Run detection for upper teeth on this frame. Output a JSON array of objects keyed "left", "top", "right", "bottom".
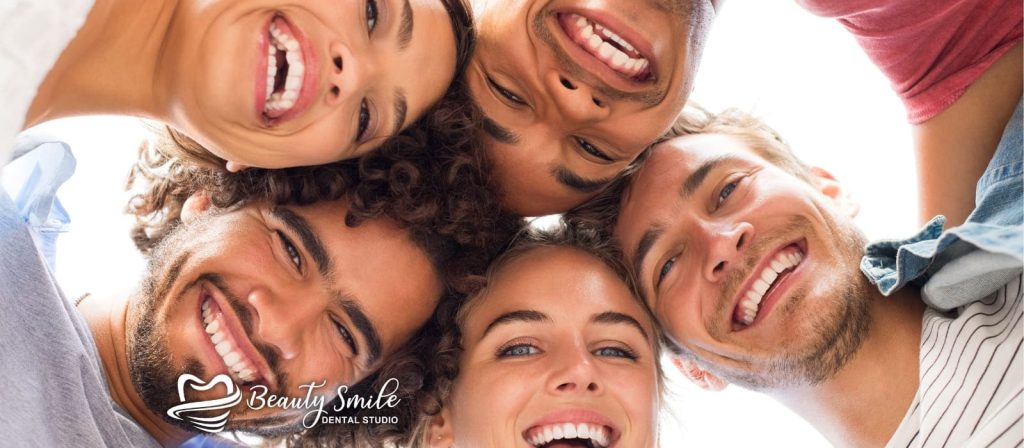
[
  {"left": 738, "top": 248, "right": 804, "bottom": 325},
  {"left": 569, "top": 13, "right": 649, "bottom": 78},
  {"left": 265, "top": 20, "right": 305, "bottom": 113},
  {"left": 527, "top": 422, "right": 610, "bottom": 447},
  {"left": 202, "top": 298, "right": 258, "bottom": 383}
]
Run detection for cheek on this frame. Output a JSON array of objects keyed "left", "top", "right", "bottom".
[{"left": 449, "top": 366, "right": 534, "bottom": 442}]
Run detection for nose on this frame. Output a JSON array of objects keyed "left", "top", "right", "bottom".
[
  {"left": 546, "top": 345, "right": 603, "bottom": 395},
  {"left": 325, "top": 42, "right": 378, "bottom": 106},
  {"left": 545, "top": 71, "right": 610, "bottom": 125},
  {"left": 246, "top": 285, "right": 322, "bottom": 360},
  {"left": 703, "top": 221, "right": 755, "bottom": 282}
]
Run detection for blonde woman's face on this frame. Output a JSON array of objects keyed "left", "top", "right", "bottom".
[{"left": 445, "top": 246, "right": 659, "bottom": 447}]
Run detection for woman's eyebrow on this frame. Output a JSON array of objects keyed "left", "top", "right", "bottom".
[
  {"left": 482, "top": 309, "right": 550, "bottom": 338},
  {"left": 592, "top": 311, "right": 650, "bottom": 341}
]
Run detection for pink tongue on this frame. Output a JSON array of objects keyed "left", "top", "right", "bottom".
[{"left": 545, "top": 441, "right": 590, "bottom": 448}]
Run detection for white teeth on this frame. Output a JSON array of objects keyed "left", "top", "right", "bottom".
[
  {"left": 215, "top": 340, "right": 232, "bottom": 356},
  {"left": 736, "top": 248, "right": 805, "bottom": 325},
  {"left": 210, "top": 331, "right": 225, "bottom": 345},
  {"left": 581, "top": 24, "right": 594, "bottom": 39},
  {"left": 264, "top": 20, "right": 304, "bottom": 114},
  {"left": 568, "top": 13, "right": 649, "bottom": 79},
  {"left": 563, "top": 423, "right": 577, "bottom": 439},
  {"left": 223, "top": 351, "right": 241, "bottom": 366},
  {"left": 206, "top": 319, "right": 220, "bottom": 335},
  {"left": 527, "top": 422, "right": 610, "bottom": 447}
]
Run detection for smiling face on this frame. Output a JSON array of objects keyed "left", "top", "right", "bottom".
[
  {"left": 614, "top": 134, "right": 873, "bottom": 390},
  {"left": 160, "top": 0, "right": 459, "bottom": 168},
  {"left": 126, "top": 197, "right": 442, "bottom": 432},
  {"left": 470, "top": 0, "right": 709, "bottom": 215},
  {"left": 443, "top": 246, "right": 659, "bottom": 447}
]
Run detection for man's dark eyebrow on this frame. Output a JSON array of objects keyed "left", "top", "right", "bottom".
[
  {"left": 339, "top": 295, "right": 384, "bottom": 367},
  {"left": 398, "top": 0, "right": 414, "bottom": 50},
  {"left": 482, "top": 310, "right": 550, "bottom": 338},
  {"left": 682, "top": 155, "right": 736, "bottom": 199},
  {"left": 592, "top": 311, "right": 650, "bottom": 341},
  {"left": 391, "top": 89, "right": 407, "bottom": 136},
  {"left": 631, "top": 226, "right": 663, "bottom": 291},
  {"left": 553, "top": 167, "right": 616, "bottom": 194},
  {"left": 270, "top": 206, "right": 332, "bottom": 278},
  {"left": 482, "top": 115, "right": 520, "bottom": 145}
]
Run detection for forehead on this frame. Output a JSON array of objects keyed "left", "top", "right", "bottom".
[
  {"left": 616, "top": 134, "right": 758, "bottom": 239},
  {"left": 470, "top": 247, "right": 642, "bottom": 322},
  {"left": 402, "top": 0, "right": 458, "bottom": 118}
]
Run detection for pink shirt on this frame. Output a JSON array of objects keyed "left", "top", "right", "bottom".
[{"left": 797, "top": 0, "right": 1022, "bottom": 124}]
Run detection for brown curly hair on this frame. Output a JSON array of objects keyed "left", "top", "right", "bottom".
[
  {"left": 159, "top": 0, "right": 476, "bottom": 172},
  {"left": 127, "top": 81, "right": 523, "bottom": 447},
  {"left": 405, "top": 223, "right": 665, "bottom": 447}
]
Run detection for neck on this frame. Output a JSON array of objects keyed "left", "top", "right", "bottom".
[
  {"left": 771, "top": 288, "right": 926, "bottom": 447},
  {"left": 25, "top": 0, "right": 179, "bottom": 128},
  {"left": 78, "top": 292, "right": 192, "bottom": 446}
]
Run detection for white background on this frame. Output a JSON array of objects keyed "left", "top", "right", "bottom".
[{"left": 33, "top": 1, "right": 920, "bottom": 446}]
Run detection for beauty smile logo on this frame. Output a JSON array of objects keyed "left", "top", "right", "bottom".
[{"left": 166, "top": 374, "right": 243, "bottom": 433}]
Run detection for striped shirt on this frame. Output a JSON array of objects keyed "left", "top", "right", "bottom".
[{"left": 888, "top": 274, "right": 1023, "bottom": 447}]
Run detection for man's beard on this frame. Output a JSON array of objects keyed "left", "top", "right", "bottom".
[
  {"left": 697, "top": 214, "right": 875, "bottom": 390},
  {"left": 123, "top": 213, "right": 303, "bottom": 437}
]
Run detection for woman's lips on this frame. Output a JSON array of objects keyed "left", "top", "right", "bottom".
[{"left": 256, "top": 14, "right": 319, "bottom": 126}]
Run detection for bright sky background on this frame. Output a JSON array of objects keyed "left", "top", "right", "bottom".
[{"left": 29, "top": 1, "right": 921, "bottom": 446}]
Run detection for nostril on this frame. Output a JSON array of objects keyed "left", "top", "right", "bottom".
[
  {"left": 736, "top": 233, "right": 747, "bottom": 250},
  {"left": 560, "top": 77, "right": 576, "bottom": 90},
  {"left": 592, "top": 97, "right": 603, "bottom": 107},
  {"left": 330, "top": 86, "right": 340, "bottom": 97},
  {"left": 333, "top": 56, "right": 343, "bottom": 70},
  {"left": 713, "top": 261, "right": 726, "bottom": 274}
]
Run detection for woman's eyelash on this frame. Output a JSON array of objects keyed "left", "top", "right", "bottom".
[
  {"left": 496, "top": 342, "right": 540, "bottom": 358},
  {"left": 366, "top": 0, "right": 379, "bottom": 33},
  {"left": 356, "top": 100, "right": 371, "bottom": 142},
  {"left": 277, "top": 231, "right": 302, "bottom": 270},
  {"left": 594, "top": 346, "right": 639, "bottom": 361}
]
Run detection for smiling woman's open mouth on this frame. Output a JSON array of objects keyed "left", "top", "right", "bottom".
[{"left": 263, "top": 16, "right": 306, "bottom": 118}]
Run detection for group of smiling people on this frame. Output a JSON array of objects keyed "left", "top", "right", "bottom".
[{"left": 2, "top": 0, "right": 1022, "bottom": 447}]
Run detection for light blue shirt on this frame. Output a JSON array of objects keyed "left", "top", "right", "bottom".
[{"left": 861, "top": 98, "right": 1023, "bottom": 309}]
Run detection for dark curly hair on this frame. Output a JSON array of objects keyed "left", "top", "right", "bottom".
[
  {"left": 127, "top": 81, "right": 523, "bottom": 447},
  {"left": 405, "top": 223, "right": 664, "bottom": 447}
]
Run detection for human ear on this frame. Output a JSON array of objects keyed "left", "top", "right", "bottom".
[
  {"left": 180, "top": 190, "right": 212, "bottom": 223},
  {"left": 225, "top": 161, "right": 248, "bottom": 173},
  {"left": 671, "top": 357, "right": 728, "bottom": 391},
  {"left": 426, "top": 407, "right": 455, "bottom": 448},
  {"left": 810, "top": 166, "right": 860, "bottom": 218}
]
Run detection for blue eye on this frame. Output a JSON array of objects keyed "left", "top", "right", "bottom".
[
  {"left": 277, "top": 231, "right": 302, "bottom": 271},
  {"left": 498, "top": 344, "right": 540, "bottom": 358},
  {"left": 594, "top": 346, "right": 639, "bottom": 360},
  {"left": 718, "top": 180, "right": 739, "bottom": 206},
  {"left": 657, "top": 256, "right": 676, "bottom": 287}
]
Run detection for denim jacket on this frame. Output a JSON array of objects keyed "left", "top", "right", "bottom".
[{"left": 861, "top": 99, "right": 1023, "bottom": 310}]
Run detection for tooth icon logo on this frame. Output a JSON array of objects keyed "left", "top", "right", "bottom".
[{"left": 167, "top": 374, "right": 243, "bottom": 433}]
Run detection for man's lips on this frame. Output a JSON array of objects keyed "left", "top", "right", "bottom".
[
  {"left": 255, "top": 14, "right": 319, "bottom": 126},
  {"left": 196, "top": 283, "right": 276, "bottom": 391},
  {"left": 553, "top": 9, "right": 656, "bottom": 90},
  {"left": 730, "top": 239, "right": 807, "bottom": 330},
  {"left": 523, "top": 409, "right": 618, "bottom": 447}
]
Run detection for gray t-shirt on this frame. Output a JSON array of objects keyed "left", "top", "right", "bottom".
[{"left": 0, "top": 188, "right": 158, "bottom": 446}]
